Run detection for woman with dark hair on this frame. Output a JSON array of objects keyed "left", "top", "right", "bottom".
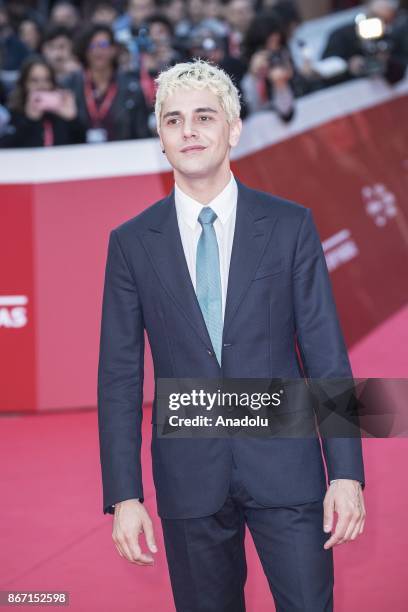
[
  {"left": 18, "top": 17, "right": 43, "bottom": 53},
  {"left": 64, "top": 23, "right": 150, "bottom": 142},
  {"left": 241, "top": 10, "right": 321, "bottom": 121},
  {"left": 0, "top": 55, "right": 85, "bottom": 147},
  {"left": 241, "top": 12, "right": 295, "bottom": 121}
]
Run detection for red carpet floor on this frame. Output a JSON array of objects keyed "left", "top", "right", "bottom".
[{"left": 1, "top": 305, "right": 408, "bottom": 611}]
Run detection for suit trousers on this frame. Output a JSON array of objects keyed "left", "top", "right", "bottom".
[{"left": 161, "top": 457, "right": 334, "bottom": 612}]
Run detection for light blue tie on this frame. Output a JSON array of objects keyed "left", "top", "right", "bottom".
[{"left": 196, "top": 207, "right": 223, "bottom": 365}]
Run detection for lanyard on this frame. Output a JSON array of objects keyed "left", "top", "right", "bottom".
[
  {"left": 139, "top": 55, "right": 156, "bottom": 106},
  {"left": 84, "top": 70, "right": 118, "bottom": 126},
  {"left": 43, "top": 119, "right": 54, "bottom": 146}
]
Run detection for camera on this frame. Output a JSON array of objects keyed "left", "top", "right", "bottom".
[
  {"left": 267, "top": 48, "right": 291, "bottom": 71},
  {"left": 135, "top": 25, "right": 156, "bottom": 54},
  {"left": 354, "top": 13, "right": 394, "bottom": 75}
]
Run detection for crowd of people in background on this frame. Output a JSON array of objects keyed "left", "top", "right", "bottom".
[{"left": 0, "top": 0, "right": 407, "bottom": 147}]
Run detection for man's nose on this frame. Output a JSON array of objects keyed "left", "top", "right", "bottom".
[{"left": 182, "top": 118, "right": 198, "bottom": 139}]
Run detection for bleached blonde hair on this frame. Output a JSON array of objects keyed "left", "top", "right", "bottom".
[{"left": 154, "top": 59, "right": 241, "bottom": 130}]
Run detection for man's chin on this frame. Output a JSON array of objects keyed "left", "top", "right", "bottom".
[{"left": 174, "top": 162, "right": 216, "bottom": 179}]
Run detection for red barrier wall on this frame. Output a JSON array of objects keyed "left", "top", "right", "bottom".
[{"left": 1, "top": 185, "right": 37, "bottom": 410}]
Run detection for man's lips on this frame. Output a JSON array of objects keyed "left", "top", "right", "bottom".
[{"left": 180, "top": 145, "right": 206, "bottom": 153}]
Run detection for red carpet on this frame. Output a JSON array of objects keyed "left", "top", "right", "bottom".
[{"left": 1, "top": 305, "right": 407, "bottom": 611}]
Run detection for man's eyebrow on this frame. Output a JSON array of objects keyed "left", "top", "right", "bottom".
[
  {"left": 162, "top": 111, "right": 181, "bottom": 119},
  {"left": 194, "top": 107, "right": 218, "bottom": 114},
  {"left": 162, "top": 107, "right": 218, "bottom": 119}
]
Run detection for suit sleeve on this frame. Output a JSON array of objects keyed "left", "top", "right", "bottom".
[
  {"left": 292, "top": 209, "right": 365, "bottom": 489},
  {"left": 97, "top": 229, "right": 145, "bottom": 514}
]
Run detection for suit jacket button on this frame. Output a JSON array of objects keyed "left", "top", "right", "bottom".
[{"left": 207, "top": 349, "right": 213, "bottom": 356}]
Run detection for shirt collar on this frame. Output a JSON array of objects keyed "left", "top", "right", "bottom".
[{"left": 174, "top": 171, "right": 237, "bottom": 230}]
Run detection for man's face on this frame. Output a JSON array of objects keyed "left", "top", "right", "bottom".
[
  {"left": 149, "top": 21, "right": 171, "bottom": 45},
  {"left": 51, "top": 4, "right": 78, "bottom": 29},
  {"left": 158, "top": 86, "right": 242, "bottom": 181},
  {"left": 42, "top": 36, "right": 72, "bottom": 70},
  {"left": 187, "top": 0, "right": 205, "bottom": 22},
  {"left": 91, "top": 6, "right": 117, "bottom": 26},
  {"left": 129, "top": 0, "right": 154, "bottom": 28},
  {"left": 226, "top": 0, "right": 254, "bottom": 33},
  {"left": 164, "top": 0, "right": 185, "bottom": 24},
  {"left": 203, "top": 0, "right": 222, "bottom": 20}
]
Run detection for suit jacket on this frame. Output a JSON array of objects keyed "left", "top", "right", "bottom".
[{"left": 97, "top": 179, "right": 365, "bottom": 519}]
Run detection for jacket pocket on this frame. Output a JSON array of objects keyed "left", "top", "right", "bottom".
[{"left": 253, "top": 265, "right": 284, "bottom": 281}]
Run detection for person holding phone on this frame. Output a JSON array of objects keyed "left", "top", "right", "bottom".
[
  {"left": 0, "top": 56, "right": 85, "bottom": 148},
  {"left": 241, "top": 10, "right": 322, "bottom": 121}
]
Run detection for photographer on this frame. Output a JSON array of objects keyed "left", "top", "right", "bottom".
[
  {"left": 136, "top": 14, "right": 181, "bottom": 125},
  {"left": 321, "top": 0, "right": 408, "bottom": 85},
  {"left": 0, "top": 56, "right": 85, "bottom": 148},
  {"left": 64, "top": 24, "right": 150, "bottom": 143},
  {"left": 241, "top": 11, "right": 319, "bottom": 122},
  {"left": 223, "top": 0, "right": 255, "bottom": 58},
  {"left": 113, "top": 0, "right": 155, "bottom": 69},
  {"left": 0, "top": 2, "right": 29, "bottom": 72},
  {"left": 186, "top": 25, "right": 247, "bottom": 115}
]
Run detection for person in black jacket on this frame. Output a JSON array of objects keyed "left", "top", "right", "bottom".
[
  {"left": 0, "top": 2, "right": 29, "bottom": 72},
  {"left": 0, "top": 55, "right": 85, "bottom": 148},
  {"left": 64, "top": 23, "right": 150, "bottom": 143},
  {"left": 241, "top": 10, "right": 322, "bottom": 122},
  {"left": 321, "top": 0, "right": 408, "bottom": 85}
]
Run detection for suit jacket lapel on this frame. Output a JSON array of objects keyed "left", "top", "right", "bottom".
[
  {"left": 140, "top": 180, "right": 278, "bottom": 354},
  {"left": 140, "top": 189, "right": 214, "bottom": 350},
  {"left": 222, "top": 180, "right": 278, "bottom": 342}
]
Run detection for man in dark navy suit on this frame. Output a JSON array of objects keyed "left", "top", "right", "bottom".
[{"left": 97, "top": 59, "right": 366, "bottom": 611}]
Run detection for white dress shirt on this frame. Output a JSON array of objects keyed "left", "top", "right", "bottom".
[{"left": 174, "top": 171, "right": 238, "bottom": 322}]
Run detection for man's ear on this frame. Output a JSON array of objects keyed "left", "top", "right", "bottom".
[{"left": 229, "top": 117, "right": 242, "bottom": 148}]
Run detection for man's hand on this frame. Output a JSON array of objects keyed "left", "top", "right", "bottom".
[
  {"left": 268, "top": 65, "right": 293, "bottom": 88},
  {"left": 323, "top": 479, "right": 366, "bottom": 550},
  {"left": 249, "top": 50, "right": 269, "bottom": 78},
  {"left": 112, "top": 498, "right": 158, "bottom": 565}
]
